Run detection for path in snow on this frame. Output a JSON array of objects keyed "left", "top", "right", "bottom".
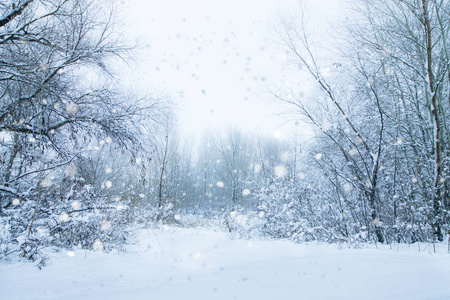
[{"left": 1, "top": 227, "right": 449, "bottom": 300}]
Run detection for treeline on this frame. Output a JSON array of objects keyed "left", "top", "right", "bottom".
[{"left": 149, "top": 0, "right": 450, "bottom": 245}]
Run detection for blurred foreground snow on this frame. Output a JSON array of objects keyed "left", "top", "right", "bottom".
[{"left": 1, "top": 227, "right": 449, "bottom": 300}]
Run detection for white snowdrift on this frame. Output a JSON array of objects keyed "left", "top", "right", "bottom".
[{"left": 1, "top": 227, "right": 449, "bottom": 300}]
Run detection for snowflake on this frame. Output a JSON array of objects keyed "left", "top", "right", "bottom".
[
  {"left": 344, "top": 183, "right": 352, "bottom": 192},
  {"left": 64, "top": 164, "right": 78, "bottom": 178},
  {"left": 12, "top": 198, "right": 20, "bottom": 206},
  {"left": 314, "top": 153, "right": 323, "bottom": 160},
  {"left": 105, "top": 167, "right": 113, "bottom": 174},
  {"left": 100, "top": 220, "right": 111, "bottom": 231},
  {"left": 216, "top": 181, "right": 224, "bottom": 188},
  {"left": 104, "top": 180, "right": 112, "bottom": 189},
  {"left": 71, "top": 201, "right": 81, "bottom": 210},
  {"left": 66, "top": 103, "right": 80, "bottom": 116},
  {"left": 274, "top": 165, "right": 287, "bottom": 178},
  {"left": 273, "top": 130, "right": 282, "bottom": 139},
  {"left": 174, "top": 214, "right": 181, "bottom": 221},
  {"left": 298, "top": 172, "right": 306, "bottom": 180},
  {"left": 93, "top": 239, "right": 103, "bottom": 251},
  {"left": 40, "top": 178, "right": 53, "bottom": 188},
  {"left": 280, "top": 151, "right": 290, "bottom": 162},
  {"left": 58, "top": 213, "right": 69, "bottom": 223},
  {"left": 349, "top": 148, "right": 358, "bottom": 156},
  {"left": 242, "top": 189, "right": 251, "bottom": 196},
  {"left": 0, "top": 130, "right": 12, "bottom": 142}
]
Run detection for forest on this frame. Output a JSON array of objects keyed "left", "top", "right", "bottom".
[{"left": 1, "top": 0, "right": 450, "bottom": 267}]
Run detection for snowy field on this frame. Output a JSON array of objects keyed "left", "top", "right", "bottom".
[{"left": 1, "top": 227, "right": 450, "bottom": 300}]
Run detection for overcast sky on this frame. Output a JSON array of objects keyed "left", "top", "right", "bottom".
[{"left": 118, "top": 0, "right": 345, "bottom": 140}]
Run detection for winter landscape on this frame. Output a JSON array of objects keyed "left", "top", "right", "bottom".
[{"left": 1, "top": 0, "right": 450, "bottom": 299}]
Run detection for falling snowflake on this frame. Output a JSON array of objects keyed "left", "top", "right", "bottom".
[
  {"left": 298, "top": 172, "right": 306, "bottom": 180},
  {"left": 174, "top": 214, "right": 181, "bottom": 221},
  {"left": 349, "top": 148, "right": 358, "bottom": 156},
  {"left": 274, "top": 165, "right": 287, "bottom": 178},
  {"left": 105, "top": 136, "right": 112, "bottom": 144},
  {"left": 242, "top": 189, "right": 251, "bottom": 196},
  {"left": 280, "top": 151, "right": 290, "bottom": 162},
  {"left": 12, "top": 198, "right": 20, "bottom": 206},
  {"left": 93, "top": 239, "right": 103, "bottom": 251},
  {"left": 105, "top": 167, "right": 113, "bottom": 174},
  {"left": 71, "top": 201, "right": 80, "bottom": 210},
  {"left": 314, "top": 153, "right": 323, "bottom": 160},
  {"left": 230, "top": 211, "right": 237, "bottom": 218},
  {"left": 66, "top": 102, "right": 79, "bottom": 116},
  {"left": 0, "top": 130, "right": 12, "bottom": 142},
  {"left": 254, "top": 163, "right": 262, "bottom": 173},
  {"left": 64, "top": 164, "right": 78, "bottom": 178},
  {"left": 40, "top": 178, "right": 53, "bottom": 188},
  {"left": 58, "top": 213, "right": 69, "bottom": 223},
  {"left": 216, "top": 181, "right": 224, "bottom": 188},
  {"left": 258, "top": 211, "right": 265, "bottom": 218},
  {"left": 100, "top": 220, "right": 111, "bottom": 231},
  {"left": 344, "top": 183, "right": 352, "bottom": 192},
  {"left": 104, "top": 180, "right": 112, "bottom": 189}
]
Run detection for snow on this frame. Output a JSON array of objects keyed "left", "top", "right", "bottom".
[{"left": 1, "top": 227, "right": 449, "bottom": 300}]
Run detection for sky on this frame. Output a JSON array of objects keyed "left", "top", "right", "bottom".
[{"left": 118, "top": 0, "right": 345, "bottom": 140}]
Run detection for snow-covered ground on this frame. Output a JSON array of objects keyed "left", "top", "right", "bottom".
[{"left": 1, "top": 227, "right": 449, "bottom": 300}]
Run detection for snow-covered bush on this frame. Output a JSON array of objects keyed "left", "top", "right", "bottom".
[{"left": 221, "top": 208, "right": 263, "bottom": 239}]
